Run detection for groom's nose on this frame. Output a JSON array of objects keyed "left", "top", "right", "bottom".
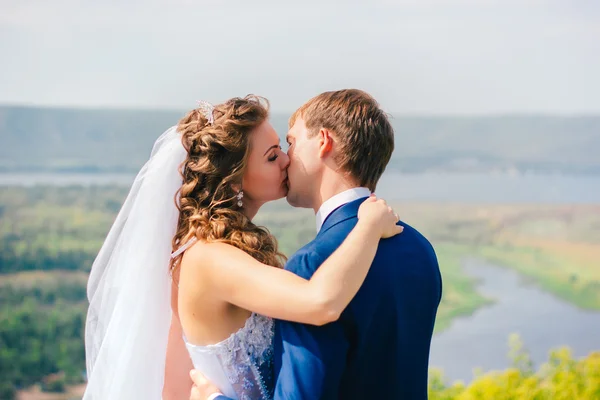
[{"left": 280, "top": 151, "right": 290, "bottom": 169}]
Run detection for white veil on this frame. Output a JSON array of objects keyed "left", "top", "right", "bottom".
[{"left": 84, "top": 126, "right": 187, "bottom": 399}]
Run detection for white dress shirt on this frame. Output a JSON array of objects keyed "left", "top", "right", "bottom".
[{"left": 315, "top": 187, "right": 371, "bottom": 233}]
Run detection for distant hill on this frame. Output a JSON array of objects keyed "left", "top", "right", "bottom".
[{"left": 1, "top": 105, "right": 599, "bottom": 174}]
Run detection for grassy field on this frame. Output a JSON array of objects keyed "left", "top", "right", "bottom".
[{"left": 394, "top": 202, "right": 600, "bottom": 311}]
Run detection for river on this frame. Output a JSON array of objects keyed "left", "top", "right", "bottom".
[{"left": 429, "top": 259, "right": 600, "bottom": 383}]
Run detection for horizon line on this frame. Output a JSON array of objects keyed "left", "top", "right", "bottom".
[{"left": 1, "top": 102, "right": 599, "bottom": 118}]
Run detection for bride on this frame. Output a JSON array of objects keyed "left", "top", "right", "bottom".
[{"left": 83, "top": 95, "right": 401, "bottom": 399}]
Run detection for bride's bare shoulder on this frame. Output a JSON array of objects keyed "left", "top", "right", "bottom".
[{"left": 181, "top": 241, "right": 244, "bottom": 272}]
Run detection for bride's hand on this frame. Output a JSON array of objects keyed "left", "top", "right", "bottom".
[
  {"left": 357, "top": 194, "right": 403, "bottom": 239},
  {"left": 189, "top": 370, "right": 221, "bottom": 400}
]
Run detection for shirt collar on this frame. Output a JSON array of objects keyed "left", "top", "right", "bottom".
[{"left": 316, "top": 187, "right": 371, "bottom": 233}]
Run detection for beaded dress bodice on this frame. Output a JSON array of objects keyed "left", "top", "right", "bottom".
[{"left": 184, "top": 313, "right": 275, "bottom": 400}]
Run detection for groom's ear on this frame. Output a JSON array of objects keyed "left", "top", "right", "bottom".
[{"left": 317, "top": 128, "right": 334, "bottom": 159}]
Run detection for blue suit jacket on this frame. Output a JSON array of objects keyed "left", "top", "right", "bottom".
[{"left": 218, "top": 197, "right": 442, "bottom": 399}]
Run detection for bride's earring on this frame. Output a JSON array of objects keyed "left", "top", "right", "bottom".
[{"left": 236, "top": 190, "right": 244, "bottom": 207}]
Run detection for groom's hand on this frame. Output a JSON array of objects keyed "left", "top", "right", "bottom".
[{"left": 189, "top": 370, "right": 223, "bottom": 400}]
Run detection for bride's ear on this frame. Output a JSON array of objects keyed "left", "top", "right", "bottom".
[{"left": 231, "top": 183, "right": 242, "bottom": 193}]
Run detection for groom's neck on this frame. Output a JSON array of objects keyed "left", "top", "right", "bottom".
[{"left": 312, "top": 171, "right": 360, "bottom": 213}]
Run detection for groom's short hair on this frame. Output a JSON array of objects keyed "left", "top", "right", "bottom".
[{"left": 290, "top": 89, "right": 394, "bottom": 191}]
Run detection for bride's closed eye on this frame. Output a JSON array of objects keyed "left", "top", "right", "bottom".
[{"left": 268, "top": 146, "right": 282, "bottom": 162}]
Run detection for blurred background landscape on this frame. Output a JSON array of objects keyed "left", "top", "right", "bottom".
[{"left": 1, "top": 0, "right": 599, "bottom": 399}]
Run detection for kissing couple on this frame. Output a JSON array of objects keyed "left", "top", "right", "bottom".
[{"left": 84, "top": 89, "right": 442, "bottom": 400}]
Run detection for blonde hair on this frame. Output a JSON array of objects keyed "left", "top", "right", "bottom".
[{"left": 290, "top": 89, "right": 394, "bottom": 191}]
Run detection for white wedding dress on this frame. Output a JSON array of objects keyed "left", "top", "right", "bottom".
[
  {"left": 184, "top": 313, "right": 275, "bottom": 400},
  {"left": 84, "top": 124, "right": 278, "bottom": 400}
]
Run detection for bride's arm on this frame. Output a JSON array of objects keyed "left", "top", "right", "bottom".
[
  {"left": 163, "top": 280, "right": 193, "bottom": 400},
  {"left": 181, "top": 196, "right": 402, "bottom": 326}
]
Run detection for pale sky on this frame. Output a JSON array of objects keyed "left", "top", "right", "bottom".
[{"left": 1, "top": 0, "right": 599, "bottom": 113}]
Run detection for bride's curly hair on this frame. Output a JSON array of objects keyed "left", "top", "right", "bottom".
[{"left": 170, "top": 95, "right": 286, "bottom": 274}]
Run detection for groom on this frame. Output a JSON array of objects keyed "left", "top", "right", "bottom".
[{"left": 192, "top": 89, "right": 442, "bottom": 399}]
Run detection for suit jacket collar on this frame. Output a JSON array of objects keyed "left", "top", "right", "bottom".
[
  {"left": 317, "top": 196, "right": 369, "bottom": 237},
  {"left": 316, "top": 187, "right": 371, "bottom": 232}
]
